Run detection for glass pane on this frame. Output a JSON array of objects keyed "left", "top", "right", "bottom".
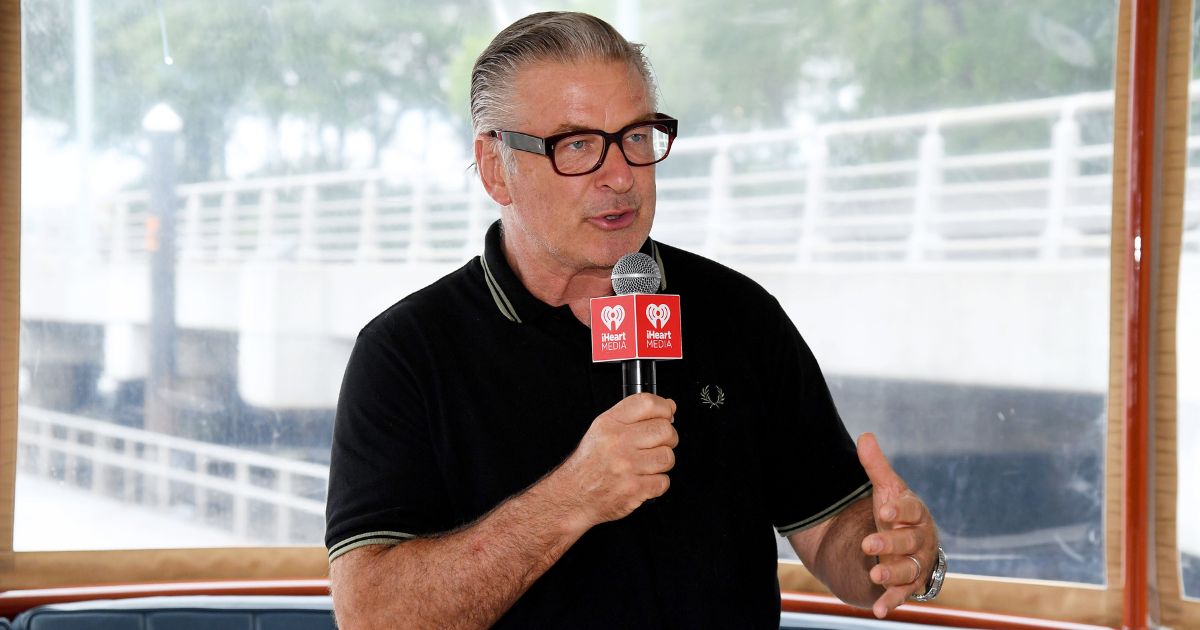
[
  {"left": 1180, "top": 0, "right": 1200, "bottom": 601},
  {"left": 17, "top": 0, "right": 490, "bottom": 550},
  {"left": 18, "top": 0, "right": 1115, "bottom": 585},
  {"left": 646, "top": 1, "right": 1116, "bottom": 584},
  {"left": 1182, "top": 245, "right": 1199, "bottom": 601}
]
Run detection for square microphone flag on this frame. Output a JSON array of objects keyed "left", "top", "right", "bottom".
[{"left": 590, "top": 294, "right": 682, "bottom": 362}]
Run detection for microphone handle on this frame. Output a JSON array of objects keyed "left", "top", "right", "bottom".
[{"left": 622, "top": 359, "right": 657, "bottom": 397}]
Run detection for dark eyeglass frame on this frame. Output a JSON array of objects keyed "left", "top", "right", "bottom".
[{"left": 489, "top": 114, "right": 679, "bottom": 176}]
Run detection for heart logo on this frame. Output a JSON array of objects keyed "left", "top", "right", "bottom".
[
  {"left": 645, "top": 304, "right": 671, "bottom": 329},
  {"left": 601, "top": 305, "right": 625, "bottom": 331}
]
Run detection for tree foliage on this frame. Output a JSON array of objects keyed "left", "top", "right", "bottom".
[
  {"left": 644, "top": 0, "right": 1115, "bottom": 135},
  {"left": 23, "top": 0, "right": 486, "bottom": 182},
  {"left": 22, "top": 0, "right": 1118, "bottom": 182}
]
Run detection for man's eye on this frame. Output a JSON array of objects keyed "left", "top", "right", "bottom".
[
  {"left": 559, "top": 137, "right": 596, "bottom": 152},
  {"left": 626, "top": 133, "right": 647, "bottom": 143}
]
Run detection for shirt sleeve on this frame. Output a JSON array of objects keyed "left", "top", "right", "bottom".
[
  {"left": 760, "top": 297, "right": 872, "bottom": 536},
  {"left": 324, "top": 328, "right": 452, "bottom": 562}
]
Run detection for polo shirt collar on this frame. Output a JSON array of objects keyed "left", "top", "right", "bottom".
[{"left": 479, "top": 220, "right": 668, "bottom": 324}]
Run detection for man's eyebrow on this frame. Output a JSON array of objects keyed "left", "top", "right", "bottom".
[
  {"left": 546, "top": 113, "right": 659, "bottom": 136},
  {"left": 547, "top": 122, "right": 595, "bottom": 135}
]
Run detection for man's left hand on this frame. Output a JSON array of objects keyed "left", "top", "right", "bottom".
[{"left": 856, "top": 432, "right": 939, "bottom": 618}]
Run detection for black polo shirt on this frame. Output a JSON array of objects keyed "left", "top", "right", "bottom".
[{"left": 326, "top": 220, "right": 870, "bottom": 629}]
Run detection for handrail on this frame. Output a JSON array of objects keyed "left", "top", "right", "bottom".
[
  {"left": 68, "top": 85, "right": 1200, "bottom": 269},
  {"left": 18, "top": 406, "right": 327, "bottom": 545}
]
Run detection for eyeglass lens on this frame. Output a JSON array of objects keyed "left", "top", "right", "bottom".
[{"left": 552, "top": 123, "right": 673, "bottom": 174}]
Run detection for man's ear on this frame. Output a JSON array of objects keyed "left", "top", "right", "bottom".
[{"left": 475, "top": 135, "right": 513, "bottom": 206}]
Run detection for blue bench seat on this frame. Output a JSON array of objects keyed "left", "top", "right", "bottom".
[{"left": 11, "top": 595, "right": 334, "bottom": 630}]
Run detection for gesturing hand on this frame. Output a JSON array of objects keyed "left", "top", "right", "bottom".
[{"left": 856, "top": 432, "right": 939, "bottom": 619}]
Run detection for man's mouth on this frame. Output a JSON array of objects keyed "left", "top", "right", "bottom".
[{"left": 589, "top": 210, "right": 636, "bottom": 230}]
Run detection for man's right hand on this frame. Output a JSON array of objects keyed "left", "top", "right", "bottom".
[
  {"left": 331, "top": 393, "right": 677, "bottom": 630},
  {"left": 552, "top": 393, "right": 678, "bottom": 528}
]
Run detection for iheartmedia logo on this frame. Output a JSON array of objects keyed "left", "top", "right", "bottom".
[
  {"left": 590, "top": 294, "right": 682, "bottom": 362},
  {"left": 645, "top": 304, "right": 670, "bottom": 329},
  {"left": 601, "top": 305, "right": 625, "bottom": 331}
]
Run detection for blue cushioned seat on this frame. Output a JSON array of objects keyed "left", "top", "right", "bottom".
[{"left": 12, "top": 595, "right": 334, "bottom": 630}]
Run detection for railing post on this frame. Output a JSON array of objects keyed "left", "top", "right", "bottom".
[
  {"left": 180, "top": 193, "right": 202, "bottom": 262},
  {"left": 254, "top": 187, "right": 278, "bottom": 260},
  {"left": 111, "top": 199, "right": 130, "bottom": 263},
  {"left": 217, "top": 190, "right": 238, "bottom": 262},
  {"left": 106, "top": 435, "right": 121, "bottom": 498},
  {"left": 275, "top": 471, "right": 293, "bottom": 543},
  {"left": 910, "top": 123, "right": 944, "bottom": 261},
  {"left": 157, "top": 444, "right": 171, "bottom": 509},
  {"left": 195, "top": 454, "right": 210, "bottom": 525},
  {"left": 356, "top": 178, "right": 381, "bottom": 263},
  {"left": 408, "top": 174, "right": 430, "bottom": 263},
  {"left": 1045, "top": 105, "right": 1080, "bottom": 260},
  {"left": 799, "top": 133, "right": 828, "bottom": 263},
  {"left": 33, "top": 420, "right": 51, "bottom": 477},
  {"left": 233, "top": 462, "right": 249, "bottom": 539},
  {"left": 297, "top": 183, "right": 320, "bottom": 261},
  {"left": 706, "top": 143, "right": 733, "bottom": 258},
  {"left": 63, "top": 427, "right": 78, "bottom": 485},
  {"left": 122, "top": 440, "right": 137, "bottom": 503}
]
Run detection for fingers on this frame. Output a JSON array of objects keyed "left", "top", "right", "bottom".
[
  {"left": 572, "top": 395, "right": 679, "bottom": 523},
  {"left": 641, "top": 473, "right": 671, "bottom": 499},
  {"left": 871, "top": 585, "right": 913, "bottom": 619},
  {"left": 856, "top": 432, "right": 905, "bottom": 491},
  {"left": 634, "top": 445, "right": 675, "bottom": 474},
  {"left": 869, "top": 554, "right": 922, "bottom": 588},
  {"left": 862, "top": 527, "right": 925, "bottom": 557},
  {"left": 610, "top": 393, "right": 676, "bottom": 424},
  {"left": 631, "top": 418, "right": 678, "bottom": 449},
  {"left": 877, "top": 494, "right": 927, "bottom": 527}
]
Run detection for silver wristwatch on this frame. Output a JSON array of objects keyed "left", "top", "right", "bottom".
[{"left": 909, "top": 547, "right": 946, "bottom": 602}]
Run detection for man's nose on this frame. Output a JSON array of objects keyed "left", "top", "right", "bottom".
[{"left": 592, "top": 141, "right": 635, "bottom": 192}]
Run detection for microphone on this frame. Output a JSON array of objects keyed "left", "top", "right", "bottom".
[
  {"left": 611, "top": 251, "right": 662, "bottom": 295},
  {"left": 612, "top": 253, "right": 662, "bottom": 397},
  {"left": 589, "top": 252, "right": 682, "bottom": 397}
]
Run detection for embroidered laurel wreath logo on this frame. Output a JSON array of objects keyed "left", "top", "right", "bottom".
[{"left": 700, "top": 385, "right": 725, "bottom": 409}]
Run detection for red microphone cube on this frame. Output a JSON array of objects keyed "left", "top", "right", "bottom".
[{"left": 590, "top": 294, "right": 682, "bottom": 362}]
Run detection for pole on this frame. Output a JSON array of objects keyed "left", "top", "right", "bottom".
[
  {"left": 143, "top": 104, "right": 182, "bottom": 435},
  {"left": 74, "top": 0, "right": 95, "bottom": 260},
  {"left": 1123, "top": 0, "right": 1159, "bottom": 627}
]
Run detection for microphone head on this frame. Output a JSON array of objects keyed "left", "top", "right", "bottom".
[{"left": 611, "top": 252, "right": 661, "bottom": 295}]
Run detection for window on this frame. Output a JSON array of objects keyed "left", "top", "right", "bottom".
[
  {"left": 1181, "top": 221, "right": 1199, "bottom": 601},
  {"left": 18, "top": 0, "right": 1115, "bottom": 588},
  {"left": 18, "top": 0, "right": 486, "bottom": 549},
  {"left": 647, "top": 2, "right": 1117, "bottom": 584}
]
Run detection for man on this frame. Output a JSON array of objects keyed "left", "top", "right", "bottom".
[{"left": 326, "top": 11, "right": 943, "bottom": 629}]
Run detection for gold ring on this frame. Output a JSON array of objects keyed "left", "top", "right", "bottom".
[{"left": 907, "top": 554, "right": 922, "bottom": 583}]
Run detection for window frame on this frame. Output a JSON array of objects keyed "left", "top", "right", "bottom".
[{"left": 2, "top": 1, "right": 1197, "bottom": 627}]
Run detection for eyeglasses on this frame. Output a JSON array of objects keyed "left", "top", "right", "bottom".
[{"left": 489, "top": 115, "right": 678, "bottom": 176}]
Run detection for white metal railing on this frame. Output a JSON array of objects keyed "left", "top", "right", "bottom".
[
  {"left": 94, "top": 87, "right": 1200, "bottom": 266},
  {"left": 17, "top": 406, "right": 328, "bottom": 545}
]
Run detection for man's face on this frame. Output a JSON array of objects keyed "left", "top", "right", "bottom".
[{"left": 488, "top": 59, "right": 658, "bottom": 273}]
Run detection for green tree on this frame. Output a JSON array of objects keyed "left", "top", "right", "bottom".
[
  {"left": 22, "top": 0, "right": 1119, "bottom": 182},
  {"left": 22, "top": 0, "right": 488, "bottom": 182},
  {"left": 643, "top": 0, "right": 1116, "bottom": 134}
]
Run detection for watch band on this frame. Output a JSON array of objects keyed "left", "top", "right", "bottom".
[{"left": 909, "top": 546, "right": 946, "bottom": 602}]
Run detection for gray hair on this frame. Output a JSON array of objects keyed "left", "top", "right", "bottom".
[{"left": 470, "top": 12, "right": 658, "bottom": 153}]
